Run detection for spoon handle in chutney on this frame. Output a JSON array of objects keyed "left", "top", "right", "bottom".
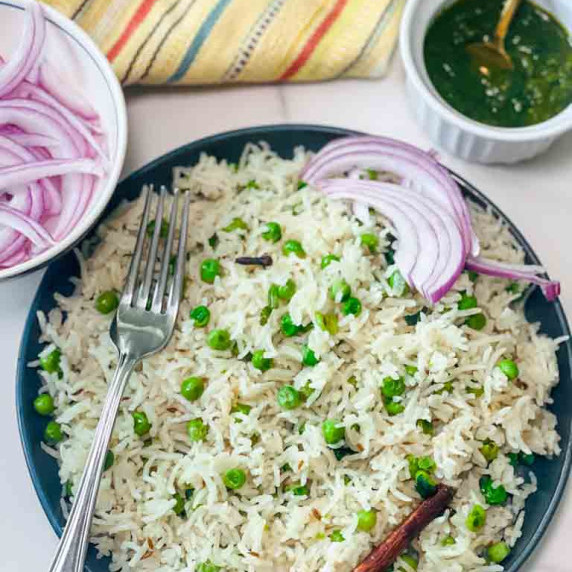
[{"left": 495, "top": 0, "right": 522, "bottom": 41}]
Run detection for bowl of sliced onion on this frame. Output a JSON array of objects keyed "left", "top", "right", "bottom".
[{"left": 0, "top": 0, "right": 127, "bottom": 280}]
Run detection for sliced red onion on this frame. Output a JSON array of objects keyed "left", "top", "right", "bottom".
[
  {"left": 0, "top": 0, "right": 106, "bottom": 271},
  {"left": 1, "top": 132, "right": 58, "bottom": 148},
  {"left": 466, "top": 256, "right": 561, "bottom": 301},
  {"left": 0, "top": 1, "right": 45, "bottom": 97},
  {"left": 0, "top": 204, "right": 53, "bottom": 247},
  {"left": 320, "top": 179, "right": 465, "bottom": 303},
  {"left": 301, "top": 136, "right": 479, "bottom": 257},
  {"left": 0, "top": 247, "right": 29, "bottom": 268},
  {"left": 0, "top": 158, "right": 100, "bottom": 189},
  {"left": 19, "top": 81, "right": 108, "bottom": 163}
]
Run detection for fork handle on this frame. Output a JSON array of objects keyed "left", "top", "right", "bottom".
[{"left": 48, "top": 353, "right": 138, "bottom": 572}]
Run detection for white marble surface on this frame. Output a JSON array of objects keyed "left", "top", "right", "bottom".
[{"left": 1, "top": 57, "right": 571, "bottom": 571}]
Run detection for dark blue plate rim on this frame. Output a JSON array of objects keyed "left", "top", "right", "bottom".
[{"left": 16, "top": 124, "right": 572, "bottom": 572}]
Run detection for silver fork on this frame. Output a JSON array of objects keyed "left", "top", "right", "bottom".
[{"left": 48, "top": 186, "right": 191, "bottom": 572}]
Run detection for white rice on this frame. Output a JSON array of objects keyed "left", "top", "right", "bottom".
[{"left": 33, "top": 143, "right": 562, "bottom": 571}]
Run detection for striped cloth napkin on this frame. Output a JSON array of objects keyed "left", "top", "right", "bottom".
[{"left": 42, "top": 0, "right": 405, "bottom": 85}]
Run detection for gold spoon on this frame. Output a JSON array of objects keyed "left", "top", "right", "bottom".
[{"left": 466, "top": 0, "right": 522, "bottom": 71}]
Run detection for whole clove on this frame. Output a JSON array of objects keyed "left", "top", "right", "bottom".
[{"left": 235, "top": 254, "right": 273, "bottom": 267}]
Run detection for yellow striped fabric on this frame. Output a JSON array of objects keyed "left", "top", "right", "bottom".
[{"left": 41, "top": 0, "right": 405, "bottom": 86}]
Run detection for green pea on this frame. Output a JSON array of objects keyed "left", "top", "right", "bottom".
[
  {"left": 207, "top": 329, "right": 232, "bottom": 351},
  {"left": 223, "top": 468, "right": 246, "bottom": 490},
  {"left": 200, "top": 259, "right": 221, "bottom": 284},
  {"left": 40, "top": 349, "right": 62, "bottom": 374},
  {"left": 468, "top": 271, "right": 479, "bottom": 282},
  {"left": 321, "top": 254, "right": 340, "bottom": 269},
  {"left": 285, "top": 482, "right": 309, "bottom": 496},
  {"left": 382, "top": 377, "right": 406, "bottom": 398},
  {"left": 297, "top": 181, "right": 307, "bottom": 190},
  {"left": 172, "top": 492, "right": 185, "bottom": 516},
  {"left": 415, "top": 470, "right": 437, "bottom": 499},
  {"left": 418, "top": 456, "right": 437, "bottom": 473},
  {"left": 487, "top": 541, "right": 510, "bottom": 563},
  {"left": 252, "top": 350, "right": 273, "bottom": 372},
  {"left": 181, "top": 376, "right": 205, "bottom": 401},
  {"left": 146, "top": 218, "right": 168, "bottom": 238},
  {"left": 366, "top": 169, "right": 378, "bottom": 180},
  {"left": 497, "top": 359, "right": 519, "bottom": 380},
  {"left": 262, "top": 222, "right": 282, "bottom": 243},
  {"left": 278, "top": 279, "right": 296, "bottom": 301},
  {"left": 196, "top": 560, "right": 221, "bottom": 572},
  {"left": 360, "top": 233, "right": 379, "bottom": 253},
  {"left": 342, "top": 297, "right": 362, "bottom": 316},
  {"left": 190, "top": 305, "right": 210, "bottom": 327},
  {"left": 132, "top": 411, "right": 151, "bottom": 436},
  {"left": 65, "top": 480, "right": 73, "bottom": 498},
  {"left": 465, "top": 313, "right": 487, "bottom": 330},
  {"left": 417, "top": 419, "right": 434, "bottom": 435},
  {"left": 33, "top": 393, "right": 54, "bottom": 416},
  {"left": 280, "top": 313, "right": 301, "bottom": 337},
  {"left": 506, "top": 282, "right": 520, "bottom": 294},
  {"left": 479, "top": 476, "right": 508, "bottom": 506},
  {"left": 222, "top": 217, "right": 248, "bottom": 232},
  {"left": 103, "top": 450, "right": 114, "bottom": 471},
  {"left": 441, "top": 536, "right": 456, "bottom": 546},
  {"left": 44, "top": 421, "right": 63, "bottom": 444},
  {"left": 329, "top": 280, "right": 351, "bottom": 302},
  {"left": 315, "top": 312, "right": 339, "bottom": 335},
  {"left": 231, "top": 403, "right": 252, "bottom": 417},
  {"left": 283, "top": 240, "right": 306, "bottom": 258},
  {"left": 408, "top": 455, "right": 436, "bottom": 478},
  {"left": 277, "top": 385, "right": 302, "bottom": 410},
  {"left": 329, "top": 530, "right": 345, "bottom": 542},
  {"left": 458, "top": 292, "right": 478, "bottom": 310},
  {"left": 385, "top": 399, "right": 405, "bottom": 416},
  {"left": 357, "top": 509, "right": 377, "bottom": 532},
  {"left": 260, "top": 305, "right": 272, "bottom": 325},
  {"left": 405, "top": 365, "right": 418, "bottom": 376},
  {"left": 388, "top": 270, "right": 409, "bottom": 296},
  {"left": 187, "top": 418, "right": 208, "bottom": 442},
  {"left": 95, "top": 290, "right": 119, "bottom": 315},
  {"left": 480, "top": 440, "right": 499, "bottom": 463},
  {"left": 302, "top": 344, "right": 320, "bottom": 367},
  {"left": 246, "top": 179, "right": 259, "bottom": 189},
  {"left": 466, "top": 504, "right": 486, "bottom": 531},
  {"left": 322, "top": 419, "right": 345, "bottom": 445},
  {"left": 400, "top": 554, "right": 419, "bottom": 570}
]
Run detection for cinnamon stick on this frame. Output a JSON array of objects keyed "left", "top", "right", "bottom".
[{"left": 353, "top": 484, "right": 455, "bottom": 572}]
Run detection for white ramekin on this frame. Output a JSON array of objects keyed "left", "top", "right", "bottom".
[
  {"left": 0, "top": 1, "right": 127, "bottom": 281},
  {"left": 400, "top": 0, "right": 572, "bottom": 164}
]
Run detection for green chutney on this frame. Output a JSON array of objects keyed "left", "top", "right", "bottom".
[{"left": 424, "top": 0, "right": 572, "bottom": 128}]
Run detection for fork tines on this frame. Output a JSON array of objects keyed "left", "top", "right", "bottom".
[{"left": 121, "top": 185, "right": 190, "bottom": 313}]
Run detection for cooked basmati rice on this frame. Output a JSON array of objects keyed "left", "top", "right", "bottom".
[{"left": 33, "top": 143, "right": 562, "bottom": 571}]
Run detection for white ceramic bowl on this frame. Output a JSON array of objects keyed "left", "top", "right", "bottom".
[
  {"left": 400, "top": 0, "right": 572, "bottom": 164},
  {"left": 0, "top": 0, "right": 127, "bottom": 281}
]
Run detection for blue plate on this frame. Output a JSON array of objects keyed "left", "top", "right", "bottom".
[{"left": 17, "top": 125, "right": 572, "bottom": 571}]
